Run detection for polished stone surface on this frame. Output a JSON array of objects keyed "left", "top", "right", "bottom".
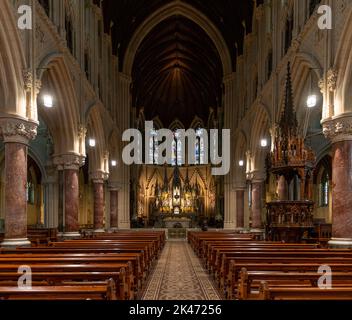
[
  {"left": 332, "top": 140, "right": 352, "bottom": 239},
  {"left": 3, "top": 143, "right": 28, "bottom": 241},
  {"left": 277, "top": 175, "right": 288, "bottom": 200},
  {"left": 64, "top": 169, "right": 79, "bottom": 233},
  {"left": 94, "top": 182, "right": 105, "bottom": 230}
]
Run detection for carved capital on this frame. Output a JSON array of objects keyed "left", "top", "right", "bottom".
[
  {"left": 108, "top": 181, "right": 122, "bottom": 191},
  {"left": 0, "top": 117, "right": 38, "bottom": 144},
  {"left": 318, "top": 78, "right": 325, "bottom": 94},
  {"left": 327, "top": 68, "right": 338, "bottom": 92},
  {"left": 90, "top": 170, "right": 108, "bottom": 183},
  {"left": 53, "top": 153, "right": 86, "bottom": 170},
  {"left": 322, "top": 115, "right": 352, "bottom": 143},
  {"left": 78, "top": 124, "right": 87, "bottom": 139},
  {"left": 250, "top": 171, "right": 266, "bottom": 183},
  {"left": 23, "top": 70, "right": 33, "bottom": 92}
]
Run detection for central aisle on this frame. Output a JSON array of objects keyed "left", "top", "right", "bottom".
[{"left": 141, "top": 240, "right": 222, "bottom": 300}]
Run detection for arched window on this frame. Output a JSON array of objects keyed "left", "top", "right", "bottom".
[
  {"left": 320, "top": 171, "right": 329, "bottom": 207},
  {"left": 171, "top": 131, "right": 183, "bottom": 166},
  {"left": 149, "top": 128, "right": 159, "bottom": 165},
  {"left": 195, "top": 128, "right": 206, "bottom": 165},
  {"left": 27, "top": 167, "right": 36, "bottom": 205}
]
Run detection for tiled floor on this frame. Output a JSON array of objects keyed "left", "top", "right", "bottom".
[{"left": 141, "top": 240, "right": 222, "bottom": 300}]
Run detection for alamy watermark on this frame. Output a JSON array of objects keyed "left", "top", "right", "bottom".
[
  {"left": 17, "top": 5, "right": 32, "bottom": 30},
  {"left": 17, "top": 265, "right": 32, "bottom": 289},
  {"left": 122, "top": 121, "right": 230, "bottom": 176},
  {"left": 16, "top": 4, "right": 332, "bottom": 31}
]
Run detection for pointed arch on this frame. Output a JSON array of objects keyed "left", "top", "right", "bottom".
[
  {"left": 0, "top": 1, "right": 27, "bottom": 116},
  {"left": 37, "top": 55, "right": 80, "bottom": 155},
  {"left": 123, "top": 0, "right": 232, "bottom": 76}
]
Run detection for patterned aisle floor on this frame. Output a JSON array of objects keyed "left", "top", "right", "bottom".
[{"left": 141, "top": 240, "right": 222, "bottom": 300}]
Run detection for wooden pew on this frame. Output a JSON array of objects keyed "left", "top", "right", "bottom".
[
  {"left": 0, "top": 262, "right": 135, "bottom": 299},
  {"left": 237, "top": 268, "right": 352, "bottom": 300},
  {"left": 0, "top": 271, "right": 126, "bottom": 300},
  {"left": 0, "top": 281, "right": 116, "bottom": 300},
  {"left": 227, "top": 261, "right": 352, "bottom": 300},
  {"left": 258, "top": 281, "right": 352, "bottom": 300},
  {"left": 0, "top": 254, "right": 143, "bottom": 294}
]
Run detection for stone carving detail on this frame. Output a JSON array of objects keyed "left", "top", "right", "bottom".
[
  {"left": 35, "top": 24, "right": 45, "bottom": 44},
  {"left": 23, "top": 70, "right": 33, "bottom": 92},
  {"left": 54, "top": 154, "right": 85, "bottom": 170},
  {"left": 322, "top": 116, "right": 352, "bottom": 141},
  {"left": 0, "top": 119, "right": 38, "bottom": 143},
  {"left": 78, "top": 124, "right": 87, "bottom": 138},
  {"left": 90, "top": 170, "right": 108, "bottom": 183},
  {"left": 327, "top": 68, "right": 338, "bottom": 92},
  {"left": 318, "top": 78, "right": 325, "bottom": 94}
]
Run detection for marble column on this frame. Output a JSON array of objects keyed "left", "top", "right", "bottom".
[
  {"left": 109, "top": 189, "right": 118, "bottom": 230},
  {"left": 0, "top": 117, "right": 38, "bottom": 248},
  {"left": 54, "top": 154, "right": 84, "bottom": 238},
  {"left": 277, "top": 175, "right": 288, "bottom": 200},
  {"left": 92, "top": 172, "right": 106, "bottom": 232},
  {"left": 236, "top": 189, "right": 245, "bottom": 228},
  {"left": 251, "top": 181, "right": 263, "bottom": 229},
  {"left": 329, "top": 140, "right": 352, "bottom": 247},
  {"left": 323, "top": 116, "right": 352, "bottom": 248},
  {"left": 64, "top": 169, "right": 80, "bottom": 235}
]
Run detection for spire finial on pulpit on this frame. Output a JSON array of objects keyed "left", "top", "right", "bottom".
[{"left": 279, "top": 62, "right": 298, "bottom": 138}]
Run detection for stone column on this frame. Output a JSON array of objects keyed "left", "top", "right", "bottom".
[
  {"left": 116, "top": 73, "right": 131, "bottom": 229},
  {"left": 236, "top": 189, "right": 245, "bottom": 228},
  {"left": 109, "top": 188, "right": 118, "bottom": 230},
  {"left": 251, "top": 181, "right": 264, "bottom": 229},
  {"left": 43, "top": 166, "right": 59, "bottom": 228},
  {"left": 64, "top": 169, "right": 80, "bottom": 235},
  {"left": 277, "top": 175, "right": 288, "bottom": 200},
  {"left": 0, "top": 117, "right": 38, "bottom": 248},
  {"left": 91, "top": 171, "right": 106, "bottom": 232},
  {"left": 54, "top": 154, "right": 84, "bottom": 238},
  {"left": 223, "top": 73, "right": 236, "bottom": 229},
  {"left": 323, "top": 116, "right": 352, "bottom": 247}
]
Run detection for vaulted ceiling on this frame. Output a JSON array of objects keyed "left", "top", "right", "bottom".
[
  {"left": 132, "top": 16, "right": 223, "bottom": 127},
  {"left": 101, "top": 0, "right": 256, "bottom": 127}
]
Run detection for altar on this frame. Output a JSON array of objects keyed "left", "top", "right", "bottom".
[{"left": 163, "top": 217, "right": 191, "bottom": 228}]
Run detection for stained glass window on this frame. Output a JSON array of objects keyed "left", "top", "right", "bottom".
[{"left": 321, "top": 171, "right": 329, "bottom": 207}]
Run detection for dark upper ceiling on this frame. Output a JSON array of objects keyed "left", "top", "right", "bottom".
[
  {"left": 101, "top": 0, "right": 256, "bottom": 127},
  {"left": 102, "top": 0, "right": 255, "bottom": 70},
  {"left": 132, "top": 16, "right": 223, "bottom": 127}
]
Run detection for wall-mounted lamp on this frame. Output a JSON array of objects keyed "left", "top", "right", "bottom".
[
  {"left": 239, "top": 160, "right": 244, "bottom": 167},
  {"left": 43, "top": 94, "right": 54, "bottom": 108},
  {"left": 88, "top": 138, "right": 96, "bottom": 147},
  {"left": 260, "top": 139, "right": 268, "bottom": 148},
  {"left": 111, "top": 160, "right": 117, "bottom": 167},
  {"left": 307, "top": 94, "right": 317, "bottom": 108}
]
